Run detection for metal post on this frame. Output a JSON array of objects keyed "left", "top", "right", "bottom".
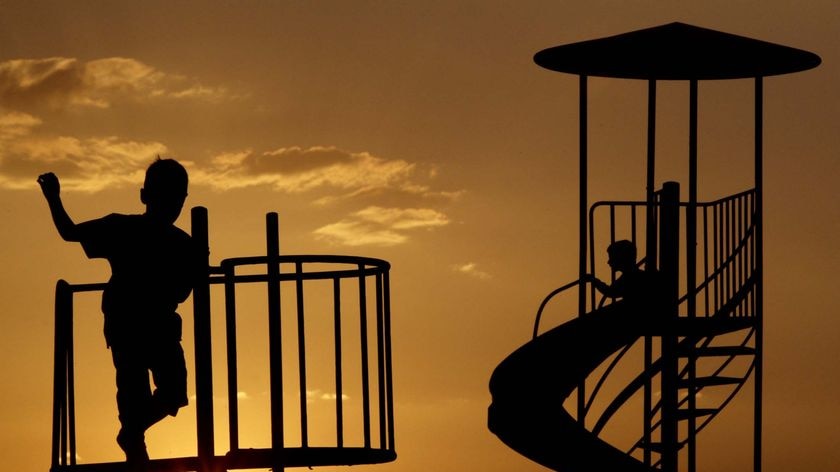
[
  {"left": 659, "top": 182, "right": 680, "bottom": 472},
  {"left": 643, "top": 79, "right": 657, "bottom": 467},
  {"left": 686, "top": 78, "right": 699, "bottom": 472},
  {"left": 191, "top": 207, "right": 215, "bottom": 472},
  {"left": 295, "top": 262, "right": 309, "bottom": 447},
  {"left": 577, "top": 73, "right": 588, "bottom": 425},
  {"left": 358, "top": 265, "right": 372, "bottom": 448},
  {"left": 646, "top": 79, "right": 658, "bottom": 270},
  {"left": 52, "top": 280, "right": 71, "bottom": 469},
  {"left": 266, "top": 212, "right": 285, "bottom": 469},
  {"left": 225, "top": 263, "right": 240, "bottom": 452},
  {"left": 754, "top": 76, "right": 764, "bottom": 472}
]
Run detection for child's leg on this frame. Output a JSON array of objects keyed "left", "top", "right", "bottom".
[
  {"left": 111, "top": 345, "right": 152, "bottom": 462},
  {"left": 148, "top": 340, "right": 188, "bottom": 427}
]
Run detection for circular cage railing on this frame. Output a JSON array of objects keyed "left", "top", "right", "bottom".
[{"left": 217, "top": 253, "right": 396, "bottom": 469}]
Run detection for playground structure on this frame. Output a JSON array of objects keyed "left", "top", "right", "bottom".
[
  {"left": 50, "top": 210, "right": 396, "bottom": 472},
  {"left": 488, "top": 23, "right": 820, "bottom": 472}
]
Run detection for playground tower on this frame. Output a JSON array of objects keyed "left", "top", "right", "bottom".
[{"left": 488, "top": 22, "right": 820, "bottom": 472}]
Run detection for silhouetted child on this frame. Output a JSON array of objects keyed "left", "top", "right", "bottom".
[
  {"left": 38, "top": 158, "right": 201, "bottom": 466},
  {"left": 586, "top": 240, "right": 664, "bottom": 316}
]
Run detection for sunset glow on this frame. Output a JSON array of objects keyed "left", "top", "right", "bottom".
[{"left": 2, "top": 2, "right": 838, "bottom": 472}]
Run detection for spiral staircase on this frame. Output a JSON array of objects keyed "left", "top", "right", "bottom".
[{"left": 489, "top": 187, "right": 759, "bottom": 472}]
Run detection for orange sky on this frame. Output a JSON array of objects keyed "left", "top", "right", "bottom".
[{"left": 1, "top": 2, "right": 838, "bottom": 472}]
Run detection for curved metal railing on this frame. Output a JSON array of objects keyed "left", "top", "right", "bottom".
[{"left": 519, "top": 189, "right": 758, "bottom": 469}]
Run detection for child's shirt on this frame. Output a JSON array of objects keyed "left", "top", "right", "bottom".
[{"left": 77, "top": 213, "right": 200, "bottom": 345}]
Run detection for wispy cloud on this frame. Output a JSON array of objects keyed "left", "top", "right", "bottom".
[
  {"left": 0, "top": 110, "right": 167, "bottom": 191},
  {"left": 305, "top": 389, "right": 349, "bottom": 404},
  {"left": 452, "top": 262, "right": 492, "bottom": 280},
  {"left": 315, "top": 206, "right": 449, "bottom": 247},
  {"left": 192, "top": 146, "right": 419, "bottom": 196},
  {"left": 0, "top": 57, "right": 236, "bottom": 109}
]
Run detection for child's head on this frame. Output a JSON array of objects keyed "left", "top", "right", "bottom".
[
  {"left": 141, "top": 157, "right": 188, "bottom": 224},
  {"left": 607, "top": 239, "right": 637, "bottom": 272}
]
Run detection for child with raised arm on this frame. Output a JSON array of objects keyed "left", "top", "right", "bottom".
[{"left": 38, "top": 158, "right": 201, "bottom": 466}]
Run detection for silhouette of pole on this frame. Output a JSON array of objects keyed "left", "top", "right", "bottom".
[
  {"left": 753, "top": 76, "right": 764, "bottom": 472},
  {"left": 266, "top": 212, "right": 286, "bottom": 470},
  {"left": 643, "top": 78, "right": 657, "bottom": 468},
  {"left": 686, "top": 78, "right": 699, "bottom": 472},
  {"left": 191, "top": 206, "right": 216, "bottom": 472},
  {"left": 659, "top": 182, "right": 680, "bottom": 472},
  {"left": 577, "top": 74, "right": 588, "bottom": 425}
]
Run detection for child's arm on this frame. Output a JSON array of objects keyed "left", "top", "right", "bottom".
[
  {"left": 37, "top": 173, "right": 81, "bottom": 242},
  {"left": 584, "top": 273, "right": 620, "bottom": 298}
]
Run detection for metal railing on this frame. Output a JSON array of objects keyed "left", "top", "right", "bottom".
[
  {"left": 220, "top": 255, "right": 395, "bottom": 458},
  {"left": 50, "top": 211, "right": 396, "bottom": 472},
  {"left": 530, "top": 188, "right": 759, "bottom": 469}
]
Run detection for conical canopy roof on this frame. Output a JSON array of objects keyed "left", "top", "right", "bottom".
[{"left": 534, "top": 22, "right": 821, "bottom": 80}]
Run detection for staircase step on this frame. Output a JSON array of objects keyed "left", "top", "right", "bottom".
[
  {"left": 679, "top": 376, "right": 743, "bottom": 388},
  {"left": 637, "top": 439, "right": 688, "bottom": 452},
  {"left": 677, "top": 408, "right": 718, "bottom": 419},
  {"left": 680, "top": 345, "right": 755, "bottom": 357}
]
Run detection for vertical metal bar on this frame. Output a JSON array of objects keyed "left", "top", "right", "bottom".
[
  {"left": 703, "top": 207, "right": 710, "bottom": 316},
  {"left": 224, "top": 264, "right": 240, "bottom": 452},
  {"left": 66, "top": 288, "right": 76, "bottom": 465},
  {"left": 631, "top": 204, "right": 638, "bottom": 248},
  {"left": 589, "top": 211, "right": 597, "bottom": 312},
  {"left": 659, "top": 181, "right": 680, "bottom": 472},
  {"left": 383, "top": 270, "right": 396, "bottom": 451},
  {"left": 265, "top": 212, "right": 285, "bottom": 460},
  {"left": 333, "top": 277, "right": 344, "bottom": 448},
  {"left": 358, "top": 265, "right": 372, "bottom": 447},
  {"left": 190, "top": 206, "right": 215, "bottom": 471},
  {"left": 646, "top": 79, "right": 658, "bottom": 271},
  {"left": 376, "top": 272, "right": 387, "bottom": 448},
  {"left": 686, "top": 78, "right": 699, "bottom": 472},
  {"left": 295, "top": 262, "right": 308, "bottom": 447},
  {"left": 750, "top": 193, "right": 757, "bottom": 314},
  {"left": 737, "top": 197, "right": 746, "bottom": 316},
  {"left": 644, "top": 333, "right": 652, "bottom": 468},
  {"left": 714, "top": 205, "right": 720, "bottom": 313},
  {"left": 52, "top": 281, "right": 68, "bottom": 468},
  {"left": 726, "top": 200, "right": 733, "bottom": 312},
  {"left": 578, "top": 74, "right": 588, "bottom": 425},
  {"left": 754, "top": 76, "right": 764, "bottom": 472}
]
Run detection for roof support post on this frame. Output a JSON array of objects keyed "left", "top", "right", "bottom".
[
  {"left": 686, "top": 78, "right": 699, "bottom": 472},
  {"left": 754, "top": 75, "right": 764, "bottom": 472},
  {"left": 643, "top": 78, "right": 657, "bottom": 468},
  {"left": 577, "top": 74, "right": 589, "bottom": 425}
]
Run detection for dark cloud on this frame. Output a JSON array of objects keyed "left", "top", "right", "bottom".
[
  {"left": 0, "top": 58, "right": 86, "bottom": 109},
  {"left": 0, "top": 57, "right": 235, "bottom": 110},
  {"left": 248, "top": 146, "right": 352, "bottom": 175}
]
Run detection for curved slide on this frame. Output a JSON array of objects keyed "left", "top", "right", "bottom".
[{"left": 488, "top": 307, "right": 654, "bottom": 472}]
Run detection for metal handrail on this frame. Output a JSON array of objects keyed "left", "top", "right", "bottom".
[
  {"left": 532, "top": 280, "right": 581, "bottom": 339},
  {"left": 51, "top": 254, "right": 396, "bottom": 471}
]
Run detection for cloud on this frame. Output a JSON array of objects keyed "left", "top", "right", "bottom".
[
  {"left": 0, "top": 110, "right": 41, "bottom": 140},
  {"left": 193, "top": 146, "right": 420, "bottom": 196},
  {"left": 314, "top": 206, "right": 449, "bottom": 247},
  {"left": 305, "top": 389, "right": 350, "bottom": 404},
  {"left": 0, "top": 57, "right": 235, "bottom": 109},
  {"left": 0, "top": 110, "right": 167, "bottom": 191},
  {"left": 452, "top": 262, "right": 492, "bottom": 280}
]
